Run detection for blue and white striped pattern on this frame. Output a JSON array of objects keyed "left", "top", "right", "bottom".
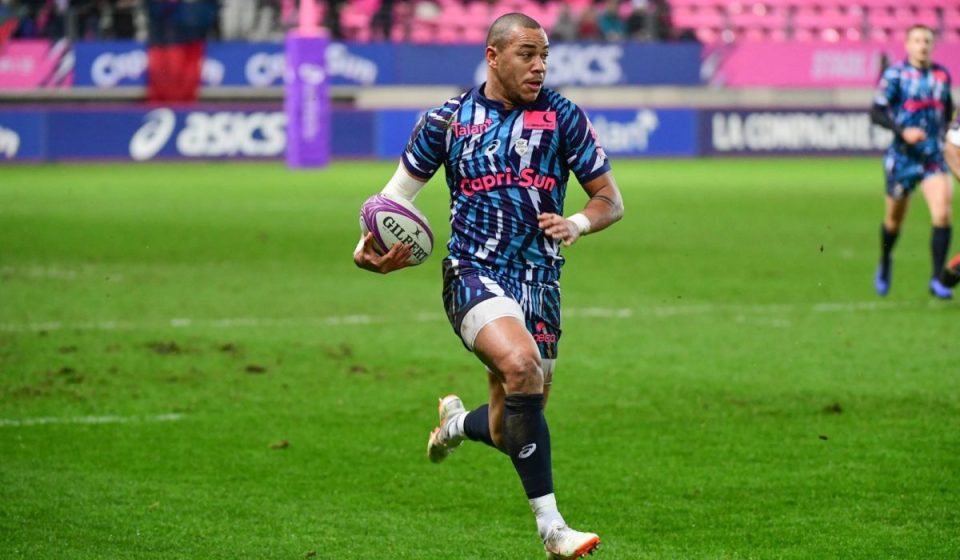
[{"left": 402, "top": 85, "right": 610, "bottom": 284}]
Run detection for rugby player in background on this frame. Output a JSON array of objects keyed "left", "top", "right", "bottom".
[
  {"left": 354, "top": 12, "right": 624, "bottom": 559},
  {"left": 870, "top": 24, "right": 955, "bottom": 299},
  {"left": 936, "top": 118, "right": 960, "bottom": 288}
]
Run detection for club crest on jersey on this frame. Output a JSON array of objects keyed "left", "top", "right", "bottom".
[
  {"left": 514, "top": 138, "right": 529, "bottom": 156},
  {"left": 523, "top": 111, "right": 556, "bottom": 131}
]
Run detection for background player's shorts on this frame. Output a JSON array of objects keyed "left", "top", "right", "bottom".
[
  {"left": 884, "top": 150, "right": 948, "bottom": 199},
  {"left": 442, "top": 260, "right": 561, "bottom": 360}
]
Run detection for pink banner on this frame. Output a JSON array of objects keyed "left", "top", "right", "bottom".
[
  {"left": 0, "top": 40, "right": 72, "bottom": 89},
  {"left": 706, "top": 42, "right": 960, "bottom": 88}
]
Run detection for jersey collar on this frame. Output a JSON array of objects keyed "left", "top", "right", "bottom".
[{"left": 473, "top": 83, "right": 548, "bottom": 112}]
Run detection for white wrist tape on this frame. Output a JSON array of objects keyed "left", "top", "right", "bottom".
[
  {"left": 381, "top": 163, "right": 427, "bottom": 202},
  {"left": 566, "top": 212, "right": 592, "bottom": 235},
  {"left": 947, "top": 126, "right": 960, "bottom": 147}
]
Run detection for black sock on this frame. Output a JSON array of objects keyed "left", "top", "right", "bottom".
[
  {"left": 502, "top": 393, "right": 553, "bottom": 500},
  {"left": 463, "top": 405, "right": 500, "bottom": 451},
  {"left": 931, "top": 226, "right": 952, "bottom": 278},
  {"left": 881, "top": 224, "right": 899, "bottom": 269},
  {"left": 941, "top": 264, "right": 960, "bottom": 287}
]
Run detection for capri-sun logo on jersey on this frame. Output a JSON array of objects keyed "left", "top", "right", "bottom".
[{"left": 459, "top": 167, "right": 559, "bottom": 196}]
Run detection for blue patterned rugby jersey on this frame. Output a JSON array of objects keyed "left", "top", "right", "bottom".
[{"left": 402, "top": 84, "right": 610, "bottom": 284}]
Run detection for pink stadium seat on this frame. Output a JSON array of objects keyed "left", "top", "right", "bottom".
[
  {"left": 902, "top": 7, "right": 940, "bottom": 29},
  {"left": 327, "top": 0, "right": 960, "bottom": 45},
  {"left": 672, "top": 7, "right": 725, "bottom": 30},
  {"left": 694, "top": 27, "right": 721, "bottom": 43},
  {"left": 462, "top": 24, "right": 487, "bottom": 44},
  {"left": 944, "top": 6, "right": 960, "bottom": 27}
]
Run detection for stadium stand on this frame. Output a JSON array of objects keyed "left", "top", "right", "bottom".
[{"left": 5, "top": 0, "right": 960, "bottom": 45}]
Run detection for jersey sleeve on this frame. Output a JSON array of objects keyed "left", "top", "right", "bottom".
[
  {"left": 943, "top": 68, "right": 954, "bottom": 128},
  {"left": 873, "top": 65, "right": 901, "bottom": 111},
  {"left": 560, "top": 103, "right": 612, "bottom": 185},
  {"left": 401, "top": 104, "right": 455, "bottom": 181}
]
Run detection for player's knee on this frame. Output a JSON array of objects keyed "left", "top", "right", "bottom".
[{"left": 497, "top": 350, "right": 543, "bottom": 394}]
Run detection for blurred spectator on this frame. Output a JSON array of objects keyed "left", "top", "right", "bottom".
[
  {"left": 220, "top": 0, "right": 258, "bottom": 40},
  {"left": 551, "top": 4, "right": 577, "bottom": 42},
  {"left": 146, "top": 0, "right": 217, "bottom": 102},
  {"left": 108, "top": 0, "right": 139, "bottom": 38},
  {"left": 577, "top": 5, "right": 600, "bottom": 41},
  {"left": 597, "top": 0, "right": 625, "bottom": 41},
  {"left": 323, "top": 0, "right": 345, "bottom": 39},
  {"left": 73, "top": 0, "right": 102, "bottom": 39},
  {"left": 625, "top": 0, "right": 650, "bottom": 40},
  {"left": 371, "top": 0, "right": 396, "bottom": 40},
  {"left": 649, "top": 0, "right": 673, "bottom": 41},
  {"left": 413, "top": 0, "right": 437, "bottom": 19},
  {"left": 0, "top": 1, "right": 16, "bottom": 43}
]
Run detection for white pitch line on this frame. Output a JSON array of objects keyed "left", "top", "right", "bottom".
[
  {"left": 0, "top": 301, "right": 923, "bottom": 334},
  {"left": 0, "top": 413, "right": 184, "bottom": 428}
]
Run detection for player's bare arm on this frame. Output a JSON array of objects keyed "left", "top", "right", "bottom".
[
  {"left": 353, "top": 233, "right": 414, "bottom": 274},
  {"left": 538, "top": 171, "right": 624, "bottom": 246},
  {"left": 946, "top": 142, "right": 960, "bottom": 180},
  {"left": 946, "top": 121, "right": 960, "bottom": 179}
]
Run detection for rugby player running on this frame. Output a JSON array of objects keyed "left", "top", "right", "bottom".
[
  {"left": 354, "top": 12, "right": 624, "bottom": 559},
  {"left": 935, "top": 114, "right": 960, "bottom": 288},
  {"left": 870, "top": 24, "right": 955, "bottom": 299}
]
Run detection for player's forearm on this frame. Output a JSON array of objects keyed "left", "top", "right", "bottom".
[
  {"left": 577, "top": 182, "right": 624, "bottom": 234},
  {"left": 870, "top": 103, "right": 903, "bottom": 137}
]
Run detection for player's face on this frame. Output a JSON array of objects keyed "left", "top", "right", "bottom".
[
  {"left": 488, "top": 27, "right": 549, "bottom": 108},
  {"left": 905, "top": 28, "right": 934, "bottom": 68}
]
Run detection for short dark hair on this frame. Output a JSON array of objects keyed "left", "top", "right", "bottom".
[
  {"left": 906, "top": 24, "right": 934, "bottom": 38},
  {"left": 486, "top": 13, "right": 542, "bottom": 50}
]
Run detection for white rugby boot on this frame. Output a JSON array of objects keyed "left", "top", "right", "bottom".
[
  {"left": 426, "top": 394, "right": 466, "bottom": 463},
  {"left": 542, "top": 521, "right": 601, "bottom": 559}
]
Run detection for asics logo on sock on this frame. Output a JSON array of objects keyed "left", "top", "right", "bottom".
[{"left": 519, "top": 443, "right": 537, "bottom": 459}]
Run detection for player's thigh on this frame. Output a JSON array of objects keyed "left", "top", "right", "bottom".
[
  {"left": 884, "top": 153, "right": 924, "bottom": 202},
  {"left": 473, "top": 315, "right": 543, "bottom": 393},
  {"left": 920, "top": 172, "right": 953, "bottom": 226}
]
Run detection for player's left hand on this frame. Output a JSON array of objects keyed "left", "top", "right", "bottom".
[{"left": 538, "top": 213, "right": 581, "bottom": 247}]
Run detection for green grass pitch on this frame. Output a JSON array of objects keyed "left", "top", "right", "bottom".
[{"left": 1, "top": 159, "right": 958, "bottom": 559}]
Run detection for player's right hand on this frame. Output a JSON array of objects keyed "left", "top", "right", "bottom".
[
  {"left": 901, "top": 127, "right": 927, "bottom": 144},
  {"left": 353, "top": 233, "right": 413, "bottom": 274}
]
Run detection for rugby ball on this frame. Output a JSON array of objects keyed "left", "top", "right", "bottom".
[{"left": 359, "top": 194, "right": 433, "bottom": 265}]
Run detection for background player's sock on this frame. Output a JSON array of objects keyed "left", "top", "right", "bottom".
[
  {"left": 931, "top": 226, "right": 951, "bottom": 277},
  {"left": 941, "top": 254, "right": 960, "bottom": 287},
  {"left": 530, "top": 493, "right": 566, "bottom": 539},
  {"left": 463, "top": 404, "right": 500, "bottom": 451},
  {"left": 880, "top": 223, "right": 899, "bottom": 272},
  {"left": 502, "top": 393, "right": 553, "bottom": 500}
]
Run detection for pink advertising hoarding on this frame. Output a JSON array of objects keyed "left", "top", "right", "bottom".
[
  {"left": 705, "top": 42, "right": 960, "bottom": 88},
  {"left": 0, "top": 40, "right": 72, "bottom": 89}
]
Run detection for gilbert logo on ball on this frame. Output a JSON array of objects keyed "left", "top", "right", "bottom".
[{"left": 359, "top": 194, "right": 433, "bottom": 265}]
